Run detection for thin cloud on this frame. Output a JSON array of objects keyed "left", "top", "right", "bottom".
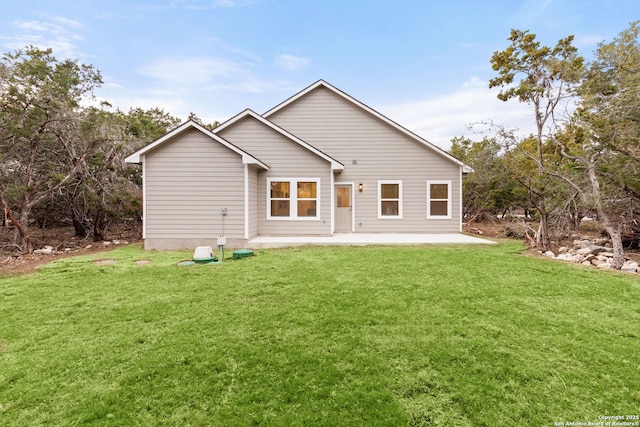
[
  {"left": 50, "top": 15, "right": 85, "bottom": 30},
  {"left": 138, "top": 56, "right": 248, "bottom": 85},
  {"left": 274, "top": 54, "right": 311, "bottom": 71},
  {"left": 165, "top": 0, "right": 259, "bottom": 10},
  {"left": 510, "top": 0, "right": 555, "bottom": 27},
  {"left": 380, "top": 77, "right": 536, "bottom": 150},
  {"left": 574, "top": 34, "right": 607, "bottom": 49},
  {"left": 0, "top": 16, "right": 84, "bottom": 58}
]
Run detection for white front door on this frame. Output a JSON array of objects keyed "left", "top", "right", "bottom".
[{"left": 335, "top": 184, "right": 353, "bottom": 232}]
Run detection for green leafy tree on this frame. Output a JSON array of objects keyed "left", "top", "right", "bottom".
[
  {"left": 187, "top": 112, "right": 220, "bottom": 130},
  {"left": 0, "top": 46, "right": 102, "bottom": 252},
  {"left": 563, "top": 22, "right": 640, "bottom": 268},
  {"left": 450, "top": 136, "right": 521, "bottom": 220},
  {"left": 490, "top": 29, "right": 584, "bottom": 251},
  {"left": 59, "top": 107, "right": 180, "bottom": 240}
]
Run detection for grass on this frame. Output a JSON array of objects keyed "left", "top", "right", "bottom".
[{"left": 0, "top": 242, "right": 638, "bottom": 426}]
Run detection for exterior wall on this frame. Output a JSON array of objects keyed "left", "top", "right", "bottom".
[
  {"left": 143, "top": 128, "right": 246, "bottom": 249},
  {"left": 267, "top": 87, "right": 462, "bottom": 233},
  {"left": 144, "top": 237, "right": 248, "bottom": 251},
  {"left": 217, "top": 116, "right": 333, "bottom": 236}
]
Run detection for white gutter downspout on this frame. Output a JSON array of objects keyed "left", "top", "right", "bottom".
[
  {"left": 330, "top": 170, "right": 335, "bottom": 235},
  {"left": 244, "top": 163, "right": 249, "bottom": 240},
  {"left": 142, "top": 157, "right": 147, "bottom": 239},
  {"left": 459, "top": 167, "right": 463, "bottom": 232}
]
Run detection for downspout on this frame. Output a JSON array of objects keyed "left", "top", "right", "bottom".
[
  {"left": 459, "top": 166, "right": 463, "bottom": 232},
  {"left": 330, "top": 169, "right": 335, "bottom": 235},
  {"left": 142, "top": 158, "right": 147, "bottom": 239},
  {"left": 244, "top": 163, "right": 249, "bottom": 240}
]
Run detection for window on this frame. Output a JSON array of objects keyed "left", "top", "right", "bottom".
[
  {"left": 296, "top": 181, "right": 317, "bottom": 217},
  {"left": 427, "top": 180, "right": 451, "bottom": 219},
  {"left": 268, "top": 178, "right": 319, "bottom": 219},
  {"left": 270, "top": 181, "right": 290, "bottom": 217},
  {"left": 378, "top": 180, "right": 402, "bottom": 218}
]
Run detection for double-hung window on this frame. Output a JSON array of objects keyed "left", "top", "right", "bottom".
[
  {"left": 378, "top": 180, "right": 402, "bottom": 219},
  {"left": 427, "top": 180, "right": 451, "bottom": 219},
  {"left": 268, "top": 178, "right": 319, "bottom": 219}
]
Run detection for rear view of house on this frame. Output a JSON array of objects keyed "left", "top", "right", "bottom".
[{"left": 125, "top": 80, "right": 469, "bottom": 250}]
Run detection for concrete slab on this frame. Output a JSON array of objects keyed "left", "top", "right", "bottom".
[{"left": 247, "top": 233, "right": 496, "bottom": 249}]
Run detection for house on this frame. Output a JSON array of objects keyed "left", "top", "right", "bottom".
[{"left": 125, "top": 80, "right": 470, "bottom": 250}]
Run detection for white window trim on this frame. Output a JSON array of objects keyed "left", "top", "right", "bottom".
[
  {"left": 267, "top": 177, "right": 321, "bottom": 220},
  {"left": 427, "top": 180, "right": 452, "bottom": 219},
  {"left": 378, "top": 180, "right": 403, "bottom": 219}
]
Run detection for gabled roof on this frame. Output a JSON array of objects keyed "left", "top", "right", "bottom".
[
  {"left": 214, "top": 109, "right": 344, "bottom": 172},
  {"left": 263, "top": 79, "right": 469, "bottom": 170},
  {"left": 124, "top": 120, "right": 269, "bottom": 170}
]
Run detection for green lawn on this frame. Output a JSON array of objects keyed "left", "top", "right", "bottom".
[{"left": 0, "top": 242, "right": 638, "bottom": 426}]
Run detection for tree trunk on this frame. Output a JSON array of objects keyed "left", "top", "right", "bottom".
[
  {"left": 536, "top": 198, "right": 551, "bottom": 252},
  {"left": 4, "top": 203, "right": 33, "bottom": 254},
  {"left": 587, "top": 161, "right": 624, "bottom": 269},
  {"left": 72, "top": 216, "right": 88, "bottom": 238},
  {"left": 93, "top": 207, "right": 106, "bottom": 242},
  {"left": 605, "top": 227, "right": 625, "bottom": 270},
  {"left": 19, "top": 205, "right": 34, "bottom": 254}
]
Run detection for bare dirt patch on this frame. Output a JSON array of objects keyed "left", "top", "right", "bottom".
[
  {"left": 0, "top": 224, "right": 141, "bottom": 276},
  {"left": 93, "top": 259, "right": 118, "bottom": 266}
]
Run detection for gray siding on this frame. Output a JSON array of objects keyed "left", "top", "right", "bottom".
[
  {"left": 144, "top": 129, "right": 246, "bottom": 248},
  {"left": 268, "top": 87, "right": 462, "bottom": 233},
  {"left": 218, "top": 117, "right": 332, "bottom": 236}
]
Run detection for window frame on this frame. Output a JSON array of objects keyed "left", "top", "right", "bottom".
[
  {"left": 377, "top": 180, "right": 403, "bottom": 219},
  {"left": 267, "top": 177, "right": 321, "bottom": 220},
  {"left": 426, "top": 180, "right": 452, "bottom": 219}
]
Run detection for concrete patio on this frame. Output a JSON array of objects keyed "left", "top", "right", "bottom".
[{"left": 247, "top": 233, "right": 496, "bottom": 249}]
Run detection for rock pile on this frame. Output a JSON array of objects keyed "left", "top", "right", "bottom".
[
  {"left": 33, "top": 240, "right": 130, "bottom": 255},
  {"left": 542, "top": 239, "right": 639, "bottom": 273}
]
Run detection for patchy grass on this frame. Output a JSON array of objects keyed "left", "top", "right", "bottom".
[{"left": 0, "top": 242, "right": 638, "bottom": 426}]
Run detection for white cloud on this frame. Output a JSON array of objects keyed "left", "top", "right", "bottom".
[
  {"left": 0, "top": 16, "right": 84, "bottom": 59},
  {"left": 165, "top": 0, "right": 258, "bottom": 10},
  {"left": 510, "top": 0, "right": 555, "bottom": 27},
  {"left": 138, "top": 56, "right": 247, "bottom": 85},
  {"left": 379, "top": 77, "right": 537, "bottom": 150},
  {"left": 137, "top": 52, "right": 295, "bottom": 96},
  {"left": 274, "top": 54, "right": 311, "bottom": 71},
  {"left": 574, "top": 34, "right": 607, "bottom": 49}
]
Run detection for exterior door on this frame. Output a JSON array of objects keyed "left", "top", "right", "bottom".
[{"left": 335, "top": 184, "right": 353, "bottom": 232}]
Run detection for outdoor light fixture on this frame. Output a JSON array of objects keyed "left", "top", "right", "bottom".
[{"left": 358, "top": 183, "right": 363, "bottom": 192}]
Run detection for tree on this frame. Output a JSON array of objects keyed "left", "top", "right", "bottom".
[
  {"left": 127, "top": 107, "right": 181, "bottom": 142},
  {"left": 187, "top": 112, "right": 219, "bottom": 130},
  {"left": 61, "top": 107, "right": 180, "bottom": 241},
  {"left": 450, "top": 136, "right": 520, "bottom": 220},
  {"left": 489, "top": 30, "right": 584, "bottom": 251},
  {"left": 0, "top": 46, "right": 102, "bottom": 253},
  {"left": 566, "top": 21, "right": 640, "bottom": 269}
]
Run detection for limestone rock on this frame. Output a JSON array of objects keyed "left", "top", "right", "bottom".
[{"left": 34, "top": 246, "right": 55, "bottom": 254}]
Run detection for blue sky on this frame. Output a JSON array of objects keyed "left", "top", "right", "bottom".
[{"left": 1, "top": 0, "right": 637, "bottom": 149}]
